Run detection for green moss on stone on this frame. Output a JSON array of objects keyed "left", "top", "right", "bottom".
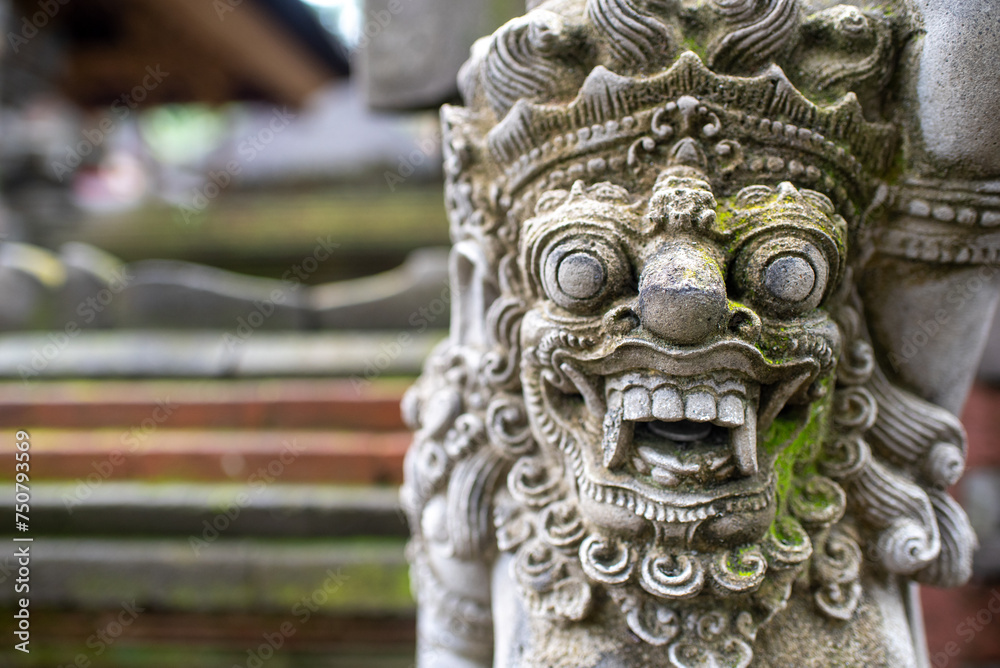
[{"left": 764, "top": 377, "right": 833, "bottom": 514}]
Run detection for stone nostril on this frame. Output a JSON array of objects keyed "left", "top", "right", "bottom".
[
  {"left": 604, "top": 304, "right": 641, "bottom": 335},
  {"left": 727, "top": 304, "right": 762, "bottom": 342}
]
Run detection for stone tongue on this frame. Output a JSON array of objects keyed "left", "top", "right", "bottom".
[
  {"left": 602, "top": 391, "right": 634, "bottom": 468},
  {"left": 731, "top": 402, "right": 758, "bottom": 475}
]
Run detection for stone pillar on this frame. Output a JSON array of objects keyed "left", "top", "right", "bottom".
[
  {"left": 360, "top": 0, "right": 522, "bottom": 109},
  {"left": 403, "top": 2, "right": 993, "bottom": 666}
]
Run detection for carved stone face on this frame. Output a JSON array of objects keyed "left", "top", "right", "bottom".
[
  {"left": 517, "top": 175, "right": 844, "bottom": 552},
  {"left": 405, "top": 1, "right": 982, "bottom": 663}
]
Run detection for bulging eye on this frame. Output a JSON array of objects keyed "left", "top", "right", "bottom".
[
  {"left": 556, "top": 252, "right": 605, "bottom": 299},
  {"left": 541, "top": 236, "right": 627, "bottom": 313},
  {"left": 736, "top": 237, "right": 830, "bottom": 317},
  {"left": 763, "top": 255, "right": 815, "bottom": 303}
]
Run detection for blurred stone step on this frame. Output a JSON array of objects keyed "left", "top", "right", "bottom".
[
  {"left": 0, "top": 240, "right": 451, "bottom": 332},
  {"left": 55, "top": 188, "right": 450, "bottom": 272},
  {"left": 0, "top": 537, "right": 414, "bottom": 616},
  {"left": 7, "top": 482, "right": 408, "bottom": 538},
  {"left": 0, "top": 429, "right": 409, "bottom": 484},
  {"left": 0, "top": 330, "right": 442, "bottom": 379},
  {"left": 0, "top": 377, "right": 408, "bottom": 430},
  {"left": 9, "top": 612, "right": 415, "bottom": 668}
]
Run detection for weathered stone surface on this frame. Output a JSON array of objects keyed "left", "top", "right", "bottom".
[
  {"left": 403, "top": 1, "right": 996, "bottom": 666},
  {"left": 360, "top": 0, "right": 522, "bottom": 109},
  {"left": 915, "top": 0, "right": 1000, "bottom": 176}
]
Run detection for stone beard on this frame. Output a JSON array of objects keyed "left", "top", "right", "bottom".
[{"left": 402, "top": 1, "right": 988, "bottom": 667}]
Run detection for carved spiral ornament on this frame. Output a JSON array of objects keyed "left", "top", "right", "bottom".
[
  {"left": 640, "top": 551, "right": 706, "bottom": 600},
  {"left": 580, "top": 534, "right": 634, "bottom": 584}
]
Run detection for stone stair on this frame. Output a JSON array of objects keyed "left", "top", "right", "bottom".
[
  {"left": 0, "top": 377, "right": 418, "bottom": 667},
  {"left": 2, "top": 374, "right": 998, "bottom": 666}
]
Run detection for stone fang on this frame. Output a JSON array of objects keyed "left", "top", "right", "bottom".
[{"left": 731, "top": 403, "right": 758, "bottom": 476}]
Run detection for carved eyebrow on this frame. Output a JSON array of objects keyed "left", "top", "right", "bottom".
[{"left": 714, "top": 199, "right": 846, "bottom": 249}]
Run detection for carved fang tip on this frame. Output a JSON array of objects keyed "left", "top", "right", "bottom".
[
  {"left": 603, "top": 393, "right": 634, "bottom": 469},
  {"left": 732, "top": 403, "right": 758, "bottom": 476}
]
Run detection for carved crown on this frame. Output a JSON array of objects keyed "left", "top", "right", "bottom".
[{"left": 445, "top": 0, "right": 904, "bottom": 231}]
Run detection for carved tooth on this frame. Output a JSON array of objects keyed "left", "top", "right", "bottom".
[
  {"left": 637, "top": 446, "right": 700, "bottom": 474},
  {"left": 731, "top": 403, "right": 758, "bottom": 476},
  {"left": 714, "top": 464, "right": 736, "bottom": 479},
  {"left": 634, "top": 498, "right": 644, "bottom": 515},
  {"left": 602, "top": 391, "right": 634, "bottom": 469},
  {"left": 607, "top": 389, "right": 621, "bottom": 407},
  {"left": 632, "top": 456, "right": 651, "bottom": 475},
  {"left": 655, "top": 505, "right": 667, "bottom": 522},
  {"left": 652, "top": 386, "right": 684, "bottom": 420},
  {"left": 627, "top": 495, "right": 636, "bottom": 511},
  {"left": 684, "top": 390, "right": 717, "bottom": 422},
  {"left": 623, "top": 386, "right": 653, "bottom": 421},
  {"left": 650, "top": 467, "right": 681, "bottom": 487},
  {"left": 644, "top": 505, "right": 657, "bottom": 520},
  {"left": 635, "top": 445, "right": 673, "bottom": 470},
  {"left": 708, "top": 453, "right": 732, "bottom": 471},
  {"left": 716, "top": 394, "right": 745, "bottom": 427},
  {"left": 716, "top": 377, "right": 747, "bottom": 395},
  {"left": 622, "top": 371, "right": 645, "bottom": 385}
]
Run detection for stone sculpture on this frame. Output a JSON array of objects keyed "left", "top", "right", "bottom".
[{"left": 402, "top": 1, "right": 998, "bottom": 665}]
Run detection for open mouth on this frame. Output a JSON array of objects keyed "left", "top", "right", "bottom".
[
  {"left": 603, "top": 372, "right": 759, "bottom": 488},
  {"left": 533, "top": 337, "right": 818, "bottom": 515}
]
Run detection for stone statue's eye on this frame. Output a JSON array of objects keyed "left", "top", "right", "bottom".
[
  {"left": 556, "top": 252, "right": 605, "bottom": 299},
  {"left": 736, "top": 237, "right": 830, "bottom": 317},
  {"left": 763, "top": 255, "right": 816, "bottom": 304},
  {"left": 541, "top": 236, "right": 626, "bottom": 313}
]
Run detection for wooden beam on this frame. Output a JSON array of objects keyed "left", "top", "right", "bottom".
[{"left": 134, "top": 0, "right": 335, "bottom": 107}]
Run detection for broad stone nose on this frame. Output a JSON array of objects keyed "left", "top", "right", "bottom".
[{"left": 638, "top": 241, "right": 728, "bottom": 345}]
